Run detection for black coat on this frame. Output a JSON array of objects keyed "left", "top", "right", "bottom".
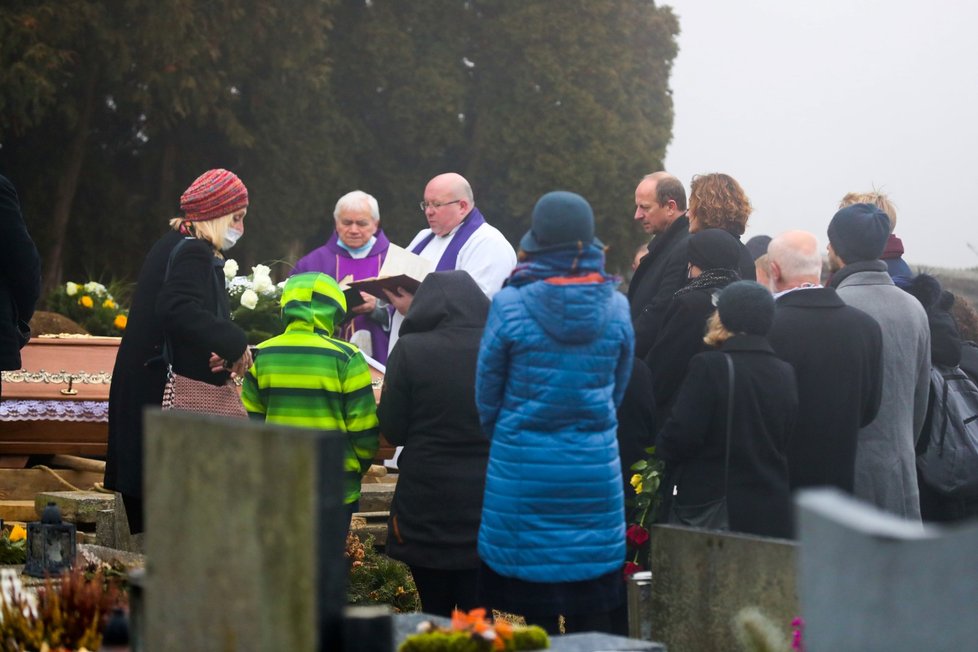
[
  {"left": 0, "top": 175, "right": 41, "bottom": 371},
  {"left": 656, "top": 335, "right": 797, "bottom": 539},
  {"left": 616, "top": 361, "right": 657, "bottom": 503},
  {"left": 768, "top": 288, "right": 883, "bottom": 493},
  {"left": 645, "top": 283, "right": 728, "bottom": 424},
  {"left": 629, "top": 215, "right": 690, "bottom": 358},
  {"left": 378, "top": 271, "right": 490, "bottom": 570},
  {"left": 105, "top": 230, "right": 248, "bottom": 498}
]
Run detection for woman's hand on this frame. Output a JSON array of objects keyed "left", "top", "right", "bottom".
[{"left": 210, "top": 349, "right": 253, "bottom": 378}]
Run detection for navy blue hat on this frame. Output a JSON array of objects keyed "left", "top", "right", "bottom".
[
  {"left": 717, "top": 281, "right": 775, "bottom": 336},
  {"left": 520, "top": 190, "right": 602, "bottom": 253},
  {"left": 827, "top": 203, "right": 891, "bottom": 264},
  {"left": 745, "top": 235, "right": 772, "bottom": 261}
]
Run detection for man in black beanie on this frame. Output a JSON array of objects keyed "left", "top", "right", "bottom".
[
  {"left": 826, "top": 203, "right": 930, "bottom": 521},
  {"left": 0, "top": 174, "right": 41, "bottom": 400}
]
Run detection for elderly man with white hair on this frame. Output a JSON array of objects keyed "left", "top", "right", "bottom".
[
  {"left": 293, "top": 190, "right": 392, "bottom": 362},
  {"left": 766, "top": 230, "right": 884, "bottom": 496}
]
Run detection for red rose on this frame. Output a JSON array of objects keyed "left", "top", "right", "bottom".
[
  {"left": 623, "top": 561, "right": 643, "bottom": 577},
  {"left": 626, "top": 524, "right": 650, "bottom": 547}
]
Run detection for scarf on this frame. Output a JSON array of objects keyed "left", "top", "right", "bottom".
[
  {"left": 335, "top": 236, "right": 377, "bottom": 258},
  {"left": 674, "top": 268, "right": 740, "bottom": 297},
  {"left": 506, "top": 242, "right": 614, "bottom": 288}
]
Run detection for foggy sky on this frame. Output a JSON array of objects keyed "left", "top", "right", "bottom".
[{"left": 662, "top": 0, "right": 978, "bottom": 269}]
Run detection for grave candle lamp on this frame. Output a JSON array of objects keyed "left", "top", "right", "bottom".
[{"left": 24, "top": 502, "right": 76, "bottom": 578}]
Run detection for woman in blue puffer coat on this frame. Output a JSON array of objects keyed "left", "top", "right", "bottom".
[{"left": 476, "top": 191, "right": 634, "bottom": 635}]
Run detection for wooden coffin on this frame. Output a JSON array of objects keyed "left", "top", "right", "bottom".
[
  {"left": 3, "top": 336, "right": 119, "bottom": 401},
  {"left": 0, "top": 336, "right": 119, "bottom": 457}
]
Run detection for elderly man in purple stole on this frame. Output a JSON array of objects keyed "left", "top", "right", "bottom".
[
  {"left": 384, "top": 173, "right": 517, "bottom": 354},
  {"left": 292, "top": 190, "right": 392, "bottom": 363}
]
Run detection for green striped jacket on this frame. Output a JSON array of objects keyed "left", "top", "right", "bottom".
[{"left": 242, "top": 272, "right": 379, "bottom": 505}]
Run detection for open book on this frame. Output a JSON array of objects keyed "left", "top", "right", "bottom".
[{"left": 346, "top": 244, "right": 434, "bottom": 299}]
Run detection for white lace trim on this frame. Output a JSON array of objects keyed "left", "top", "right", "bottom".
[{"left": 0, "top": 400, "right": 109, "bottom": 422}]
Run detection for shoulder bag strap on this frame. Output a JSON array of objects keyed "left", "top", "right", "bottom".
[{"left": 722, "top": 353, "right": 735, "bottom": 497}]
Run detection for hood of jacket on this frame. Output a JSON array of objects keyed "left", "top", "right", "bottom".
[
  {"left": 280, "top": 272, "right": 346, "bottom": 336},
  {"left": 521, "top": 275, "right": 617, "bottom": 344},
  {"left": 400, "top": 270, "right": 489, "bottom": 336}
]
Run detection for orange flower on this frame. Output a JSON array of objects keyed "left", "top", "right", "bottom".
[
  {"left": 79, "top": 295, "right": 94, "bottom": 309},
  {"left": 114, "top": 314, "right": 128, "bottom": 330},
  {"left": 9, "top": 524, "right": 26, "bottom": 542},
  {"left": 102, "top": 298, "right": 116, "bottom": 309}
]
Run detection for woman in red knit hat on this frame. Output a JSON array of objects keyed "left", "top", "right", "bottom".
[{"left": 105, "top": 169, "right": 253, "bottom": 535}]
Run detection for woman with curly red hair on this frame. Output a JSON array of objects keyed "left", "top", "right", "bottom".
[{"left": 688, "top": 173, "right": 756, "bottom": 280}]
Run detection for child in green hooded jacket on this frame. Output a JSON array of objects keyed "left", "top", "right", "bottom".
[{"left": 241, "top": 272, "right": 379, "bottom": 510}]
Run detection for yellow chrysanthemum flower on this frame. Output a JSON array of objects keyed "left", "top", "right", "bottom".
[
  {"left": 79, "top": 295, "right": 94, "bottom": 309},
  {"left": 9, "top": 524, "right": 26, "bottom": 542},
  {"left": 103, "top": 298, "right": 116, "bottom": 309},
  {"left": 114, "top": 314, "right": 128, "bottom": 330},
  {"left": 630, "top": 473, "right": 644, "bottom": 494}
]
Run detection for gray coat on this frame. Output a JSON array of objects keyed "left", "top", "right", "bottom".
[{"left": 833, "top": 261, "right": 930, "bottom": 520}]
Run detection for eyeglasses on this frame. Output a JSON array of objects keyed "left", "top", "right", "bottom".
[{"left": 419, "top": 199, "right": 461, "bottom": 212}]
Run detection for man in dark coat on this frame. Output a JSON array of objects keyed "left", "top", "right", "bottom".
[
  {"left": 766, "top": 230, "right": 883, "bottom": 493},
  {"left": 0, "top": 174, "right": 41, "bottom": 397},
  {"left": 377, "top": 270, "right": 490, "bottom": 617},
  {"left": 629, "top": 172, "right": 690, "bottom": 358}
]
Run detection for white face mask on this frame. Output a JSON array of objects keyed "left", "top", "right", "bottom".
[{"left": 222, "top": 227, "right": 243, "bottom": 251}]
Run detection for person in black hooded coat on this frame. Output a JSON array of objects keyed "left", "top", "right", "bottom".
[{"left": 378, "top": 270, "right": 490, "bottom": 617}]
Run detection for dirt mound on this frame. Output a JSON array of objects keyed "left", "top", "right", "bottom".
[{"left": 29, "top": 311, "right": 88, "bottom": 335}]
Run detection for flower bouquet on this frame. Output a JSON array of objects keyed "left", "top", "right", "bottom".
[
  {"left": 225, "top": 261, "right": 286, "bottom": 345},
  {"left": 400, "top": 608, "right": 549, "bottom": 652},
  {"left": 46, "top": 281, "right": 129, "bottom": 336},
  {"left": 624, "top": 446, "right": 664, "bottom": 577},
  {"left": 0, "top": 523, "right": 26, "bottom": 564}
]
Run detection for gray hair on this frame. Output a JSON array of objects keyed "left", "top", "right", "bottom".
[
  {"left": 768, "top": 232, "right": 822, "bottom": 281},
  {"left": 333, "top": 190, "right": 380, "bottom": 222}
]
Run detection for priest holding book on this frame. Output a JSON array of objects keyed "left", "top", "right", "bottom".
[
  {"left": 385, "top": 173, "right": 516, "bottom": 354},
  {"left": 292, "top": 190, "right": 392, "bottom": 363}
]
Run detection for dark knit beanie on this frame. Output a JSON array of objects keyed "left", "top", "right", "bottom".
[
  {"left": 717, "top": 281, "right": 775, "bottom": 336},
  {"left": 827, "top": 203, "right": 890, "bottom": 264},
  {"left": 687, "top": 228, "right": 742, "bottom": 271},
  {"left": 180, "top": 169, "right": 249, "bottom": 222},
  {"left": 745, "top": 235, "right": 772, "bottom": 261},
  {"left": 520, "top": 190, "right": 602, "bottom": 253}
]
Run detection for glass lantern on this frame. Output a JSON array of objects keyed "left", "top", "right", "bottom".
[{"left": 24, "top": 502, "right": 76, "bottom": 578}]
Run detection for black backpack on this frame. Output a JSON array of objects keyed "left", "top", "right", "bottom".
[{"left": 917, "top": 365, "right": 978, "bottom": 497}]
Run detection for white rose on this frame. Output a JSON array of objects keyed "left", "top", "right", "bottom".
[
  {"left": 84, "top": 281, "right": 106, "bottom": 295},
  {"left": 251, "top": 264, "right": 272, "bottom": 280},
  {"left": 65, "top": 282, "right": 79, "bottom": 296},
  {"left": 239, "top": 289, "right": 259, "bottom": 310},
  {"left": 224, "top": 259, "right": 239, "bottom": 279},
  {"left": 253, "top": 275, "right": 275, "bottom": 295}
]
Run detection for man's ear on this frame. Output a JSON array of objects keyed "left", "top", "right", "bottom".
[{"left": 769, "top": 260, "right": 782, "bottom": 283}]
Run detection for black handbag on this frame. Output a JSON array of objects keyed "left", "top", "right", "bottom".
[{"left": 668, "top": 353, "right": 734, "bottom": 531}]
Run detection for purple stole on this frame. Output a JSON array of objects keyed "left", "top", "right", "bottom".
[{"left": 411, "top": 208, "right": 486, "bottom": 271}]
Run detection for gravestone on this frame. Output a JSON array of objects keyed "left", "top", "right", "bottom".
[
  {"left": 648, "top": 524, "right": 798, "bottom": 652},
  {"left": 143, "top": 409, "right": 348, "bottom": 651},
  {"left": 796, "top": 488, "right": 978, "bottom": 652}
]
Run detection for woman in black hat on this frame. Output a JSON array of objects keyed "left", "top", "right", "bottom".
[
  {"left": 645, "top": 228, "right": 743, "bottom": 423},
  {"left": 655, "top": 281, "right": 797, "bottom": 538}
]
